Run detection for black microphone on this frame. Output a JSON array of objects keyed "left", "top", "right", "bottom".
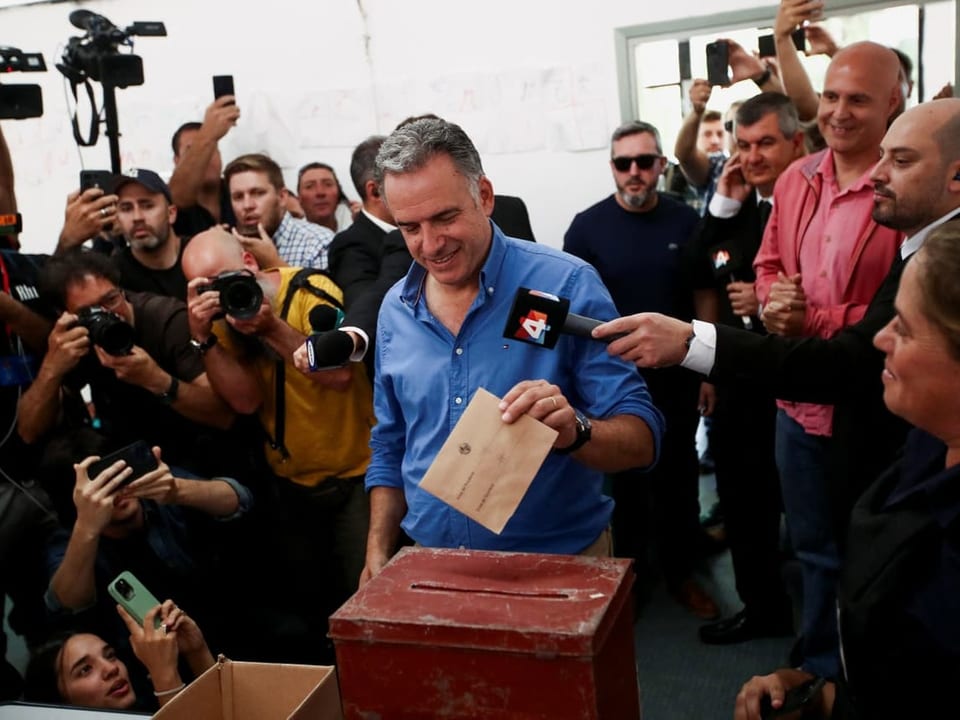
[
  {"left": 308, "top": 305, "right": 343, "bottom": 333},
  {"left": 305, "top": 305, "right": 352, "bottom": 370},
  {"left": 708, "top": 244, "right": 754, "bottom": 330},
  {"left": 502, "top": 288, "right": 615, "bottom": 349}
]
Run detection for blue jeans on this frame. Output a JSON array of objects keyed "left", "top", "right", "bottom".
[{"left": 775, "top": 409, "right": 841, "bottom": 677}]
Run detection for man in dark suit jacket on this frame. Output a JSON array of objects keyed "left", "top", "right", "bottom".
[
  {"left": 595, "top": 96, "right": 960, "bottom": 596},
  {"left": 329, "top": 136, "right": 396, "bottom": 310},
  {"left": 694, "top": 93, "right": 805, "bottom": 645}
]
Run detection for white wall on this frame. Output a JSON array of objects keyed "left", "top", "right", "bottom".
[{"left": 1, "top": 0, "right": 771, "bottom": 253}]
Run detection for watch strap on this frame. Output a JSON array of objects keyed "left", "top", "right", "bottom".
[{"left": 158, "top": 375, "right": 179, "bottom": 404}]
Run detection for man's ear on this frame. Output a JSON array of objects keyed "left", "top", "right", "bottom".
[
  {"left": 365, "top": 179, "right": 380, "bottom": 199},
  {"left": 478, "top": 175, "right": 495, "bottom": 216}
]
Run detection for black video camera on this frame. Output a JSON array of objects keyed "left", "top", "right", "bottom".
[
  {"left": 56, "top": 10, "right": 165, "bottom": 89},
  {"left": 198, "top": 270, "right": 264, "bottom": 319},
  {"left": 75, "top": 306, "right": 135, "bottom": 356},
  {"left": 0, "top": 47, "right": 47, "bottom": 120}
]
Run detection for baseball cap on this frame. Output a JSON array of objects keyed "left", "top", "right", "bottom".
[{"left": 111, "top": 168, "right": 172, "bottom": 203}]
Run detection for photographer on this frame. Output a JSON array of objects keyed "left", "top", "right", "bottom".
[
  {"left": 16, "top": 250, "right": 236, "bottom": 479},
  {"left": 183, "top": 227, "right": 374, "bottom": 655}
]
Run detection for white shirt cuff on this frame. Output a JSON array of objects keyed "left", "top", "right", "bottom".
[
  {"left": 707, "top": 192, "right": 742, "bottom": 219},
  {"left": 339, "top": 326, "right": 369, "bottom": 361},
  {"left": 680, "top": 319, "right": 717, "bottom": 375}
]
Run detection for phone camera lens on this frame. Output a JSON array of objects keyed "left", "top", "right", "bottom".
[{"left": 115, "top": 578, "right": 134, "bottom": 601}]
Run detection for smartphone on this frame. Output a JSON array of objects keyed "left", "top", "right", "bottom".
[
  {"left": 213, "top": 75, "right": 235, "bottom": 102},
  {"left": 108, "top": 571, "right": 163, "bottom": 628},
  {"left": 87, "top": 440, "right": 159, "bottom": 486},
  {"left": 758, "top": 30, "right": 806, "bottom": 58},
  {"left": 79, "top": 169, "right": 113, "bottom": 193},
  {"left": 705, "top": 41, "right": 730, "bottom": 86}
]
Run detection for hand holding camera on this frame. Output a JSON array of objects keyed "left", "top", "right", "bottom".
[
  {"left": 202, "top": 94, "right": 241, "bottom": 142},
  {"left": 42, "top": 313, "right": 91, "bottom": 379},
  {"left": 94, "top": 343, "right": 166, "bottom": 392}
]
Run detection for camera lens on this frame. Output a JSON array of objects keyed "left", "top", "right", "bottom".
[
  {"left": 115, "top": 578, "right": 134, "bottom": 600},
  {"left": 221, "top": 276, "right": 263, "bottom": 319}
]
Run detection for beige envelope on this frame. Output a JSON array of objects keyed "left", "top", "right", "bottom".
[{"left": 419, "top": 387, "right": 559, "bottom": 534}]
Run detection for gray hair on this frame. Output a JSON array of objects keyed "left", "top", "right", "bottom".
[
  {"left": 611, "top": 120, "right": 663, "bottom": 155},
  {"left": 735, "top": 92, "right": 801, "bottom": 139},
  {"left": 375, "top": 118, "right": 485, "bottom": 199}
]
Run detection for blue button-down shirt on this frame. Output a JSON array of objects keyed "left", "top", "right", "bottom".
[{"left": 367, "top": 224, "right": 664, "bottom": 553}]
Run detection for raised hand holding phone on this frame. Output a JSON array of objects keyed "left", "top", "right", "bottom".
[
  {"left": 73, "top": 454, "right": 134, "bottom": 535},
  {"left": 109, "top": 570, "right": 162, "bottom": 628}
]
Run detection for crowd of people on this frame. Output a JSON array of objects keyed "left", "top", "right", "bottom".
[{"left": 0, "top": 0, "right": 958, "bottom": 715}]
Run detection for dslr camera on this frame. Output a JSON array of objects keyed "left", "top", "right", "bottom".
[
  {"left": 75, "top": 306, "right": 135, "bottom": 356},
  {"left": 198, "top": 270, "right": 263, "bottom": 319}
]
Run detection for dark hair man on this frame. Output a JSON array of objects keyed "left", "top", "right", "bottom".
[
  {"left": 111, "top": 169, "right": 188, "bottom": 299},
  {"left": 224, "top": 153, "right": 333, "bottom": 271}
]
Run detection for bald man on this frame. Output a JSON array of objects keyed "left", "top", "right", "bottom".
[
  {"left": 598, "top": 98, "right": 960, "bottom": 678},
  {"left": 182, "top": 227, "right": 374, "bottom": 646}
]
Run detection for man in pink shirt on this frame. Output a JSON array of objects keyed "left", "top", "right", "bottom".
[{"left": 751, "top": 41, "right": 903, "bottom": 678}]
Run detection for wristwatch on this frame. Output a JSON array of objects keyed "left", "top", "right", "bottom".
[
  {"left": 157, "top": 376, "right": 179, "bottom": 405},
  {"left": 189, "top": 334, "right": 218, "bottom": 356},
  {"left": 555, "top": 410, "right": 593, "bottom": 454}
]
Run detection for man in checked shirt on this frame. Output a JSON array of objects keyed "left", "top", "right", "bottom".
[{"left": 224, "top": 153, "right": 334, "bottom": 270}]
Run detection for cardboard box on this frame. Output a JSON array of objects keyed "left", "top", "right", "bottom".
[
  {"left": 153, "top": 656, "right": 342, "bottom": 719},
  {"left": 329, "top": 547, "right": 639, "bottom": 719}
]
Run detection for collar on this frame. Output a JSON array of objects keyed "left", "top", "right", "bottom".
[
  {"left": 274, "top": 211, "right": 294, "bottom": 240},
  {"left": 399, "top": 220, "right": 505, "bottom": 309},
  {"left": 361, "top": 208, "right": 397, "bottom": 233},
  {"left": 816, "top": 148, "right": 874, "bottom": 195},
  {"left": 900, "top": 208, "right": 960, "bottom": 259},
  {"left": 755, "top": 189, "right": 773, "bottom": 206}
]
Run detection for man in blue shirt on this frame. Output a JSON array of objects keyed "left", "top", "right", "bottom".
[{"left": 362, "top": 118, "right": 664, "bottom": 583}]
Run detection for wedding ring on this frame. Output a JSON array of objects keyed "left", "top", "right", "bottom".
[
  {"left": 100, "top": 207, "right": 109, "bottom": 218},
  {"left": 161, "top": 624, "right": 168, "bottom": 635},
  {"left": 550, "top": 396, "right": 558, "bottom": 410}
]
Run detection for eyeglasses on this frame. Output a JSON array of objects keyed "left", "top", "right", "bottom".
[
  {"left": 79, "top": 289, "right": 125, "bottom": 315},
  {"left": 611, "top": 154, "right": 662, "bottom": 172}
]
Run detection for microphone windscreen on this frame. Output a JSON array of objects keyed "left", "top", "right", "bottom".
[
  {"left": 307, "top": 331, "right": 355, "bottom": 370},
  {"left": 308, "top": 305, "right": 343, "bottom": 333}
]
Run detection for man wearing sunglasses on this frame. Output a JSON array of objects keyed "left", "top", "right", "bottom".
[{"left": 564, "top": 120, "right": 719, "bottom": 620}]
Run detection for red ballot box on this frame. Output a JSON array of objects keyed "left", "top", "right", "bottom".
[{"left": 329, "top": 547, "right": 640, "bottom": 719}]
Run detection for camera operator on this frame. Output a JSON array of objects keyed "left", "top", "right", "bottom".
[
  {"left": 16, "top": 250, "right": 236, "bottom": 479},
  {"left": 183, "top": 227, "right": 374, "bottom": 656}
]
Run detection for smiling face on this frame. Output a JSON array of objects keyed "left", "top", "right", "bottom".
[
  {"left": 873, "top": 258, "right": 960, "bottom": 441},
  {"left": 609, "top": 131, "right": 666, "bottom": 213},
  {"left": 57, "top": 634, "right": 136, "bottom": 710},
  {"left": 383, "top": 152, "right": 494, "bottom": 293},
  {"left": 818, "top": 43, "right": 900, "bottom": 163}
]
